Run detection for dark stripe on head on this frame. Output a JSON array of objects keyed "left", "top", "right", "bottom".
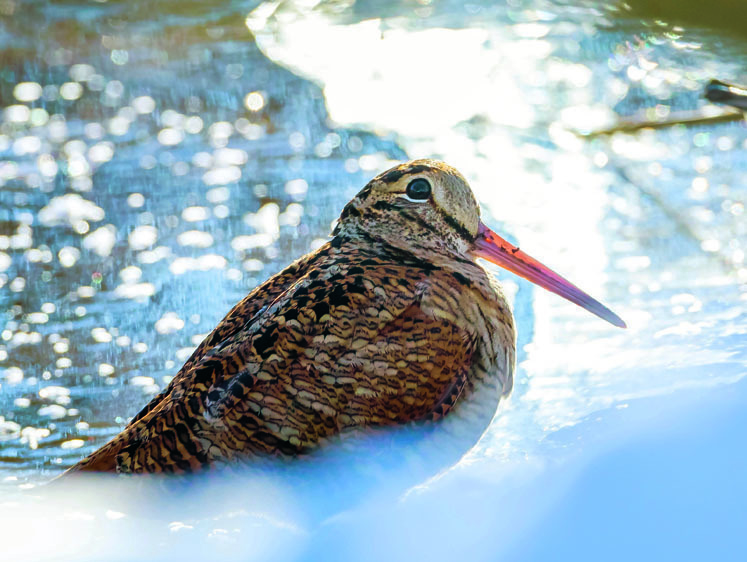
[
  {"left": 357, "top": 231, "right": 440, "bottom": 271},
  {"left": 339, "top": 202, "right": 361, "bottom": 221},
  {"left": 357, "top": 184, "right": 373, "bottom": 201},
  {"left": 438, "top": 208, "right": 475, "bottom": 242},
  {"left": 369, "top": 200, "right": 436, "bottom": 234},
  {"left": 333, "top": 201, "right": 362, "bottom": 235},
  {"left": 372, "top": 200, "right": 392, "bottom": 211},
  {"left": 398, "top": 210, "right": 439, "bottom": 235},
  {"left": 369, "top": 199, "right": 473, "bottom": 242},
  {"left": 377, "top": 164, "right": 433, "bottom": 184}
]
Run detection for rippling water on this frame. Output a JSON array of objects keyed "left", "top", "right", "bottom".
[
  {"left": 1, "top": 1, "right": 746, "bottom": 560},
  {"left": 0, "top": 1, "right": 407, "bottom": 481}
]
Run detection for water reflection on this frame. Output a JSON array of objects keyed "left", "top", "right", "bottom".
[
  {"left": 0, "top": 3, "right": 745, "bottom": 554},
  {"left": 0, "top": 0, "right": 405, "bottom": 481}
]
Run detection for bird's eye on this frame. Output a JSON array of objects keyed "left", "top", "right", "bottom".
[{"left": 405, "top": 178, "right": 432, "bottom": 201}]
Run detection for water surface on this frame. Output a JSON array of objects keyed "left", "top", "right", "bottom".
[{"left": 0, "top": 1, "right": 745, "bottom": 560}]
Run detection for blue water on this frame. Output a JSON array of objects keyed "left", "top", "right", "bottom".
[{"left": 0, "top": 0, "right": 745, "bottom": 559}]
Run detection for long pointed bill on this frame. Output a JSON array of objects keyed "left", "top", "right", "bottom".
[{"left": 473, "top": 222, "right": 626, "bottom": 328}]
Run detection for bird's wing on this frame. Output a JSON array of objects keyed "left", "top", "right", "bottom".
[
  {"left": 123, "top": 245, "right": 323, "bottom": 429},
  {"left": 66, "top": 245, "right": 326, "bottom": 473},
  {"left": 71, "top": 246, "right": 477, "bottom": 473},
  {"left": 199, "top": 295, "right": 476, "bottom": 454}
]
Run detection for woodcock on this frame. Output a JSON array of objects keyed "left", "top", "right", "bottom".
[{"left": 65, "top": 159, "right": 625, "bottom": 475}]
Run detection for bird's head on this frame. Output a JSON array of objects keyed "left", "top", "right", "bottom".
[
  {"left": 335, "top": 159, "right": 625, "bottom": 328},
  {"left": 335, "top": 159, "right": 479, "bottom": 257}
]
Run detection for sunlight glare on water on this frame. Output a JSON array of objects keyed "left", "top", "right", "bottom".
[{"left": 0, "top": 0, "right": 746, "bottom": 560}]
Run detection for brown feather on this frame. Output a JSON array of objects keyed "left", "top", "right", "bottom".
[{"left": 65, "top": 160, "right": 516, "bottom": 475}]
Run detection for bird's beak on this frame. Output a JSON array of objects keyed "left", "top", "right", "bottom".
[{"left": 472, "top": 221, "right": 626, "bottom": 328}]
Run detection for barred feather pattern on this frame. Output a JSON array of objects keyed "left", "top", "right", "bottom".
[{"left": 66, "top": 160, "right": 516, "bottom": 475}]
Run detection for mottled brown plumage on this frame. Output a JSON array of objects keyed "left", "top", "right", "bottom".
[{"left": 65, "top": 159, "right": 623, "bottom": 475}]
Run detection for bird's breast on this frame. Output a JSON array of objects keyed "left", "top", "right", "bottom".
[{"left": 420, "top": 267, "right": 516, "bottom": 405}]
